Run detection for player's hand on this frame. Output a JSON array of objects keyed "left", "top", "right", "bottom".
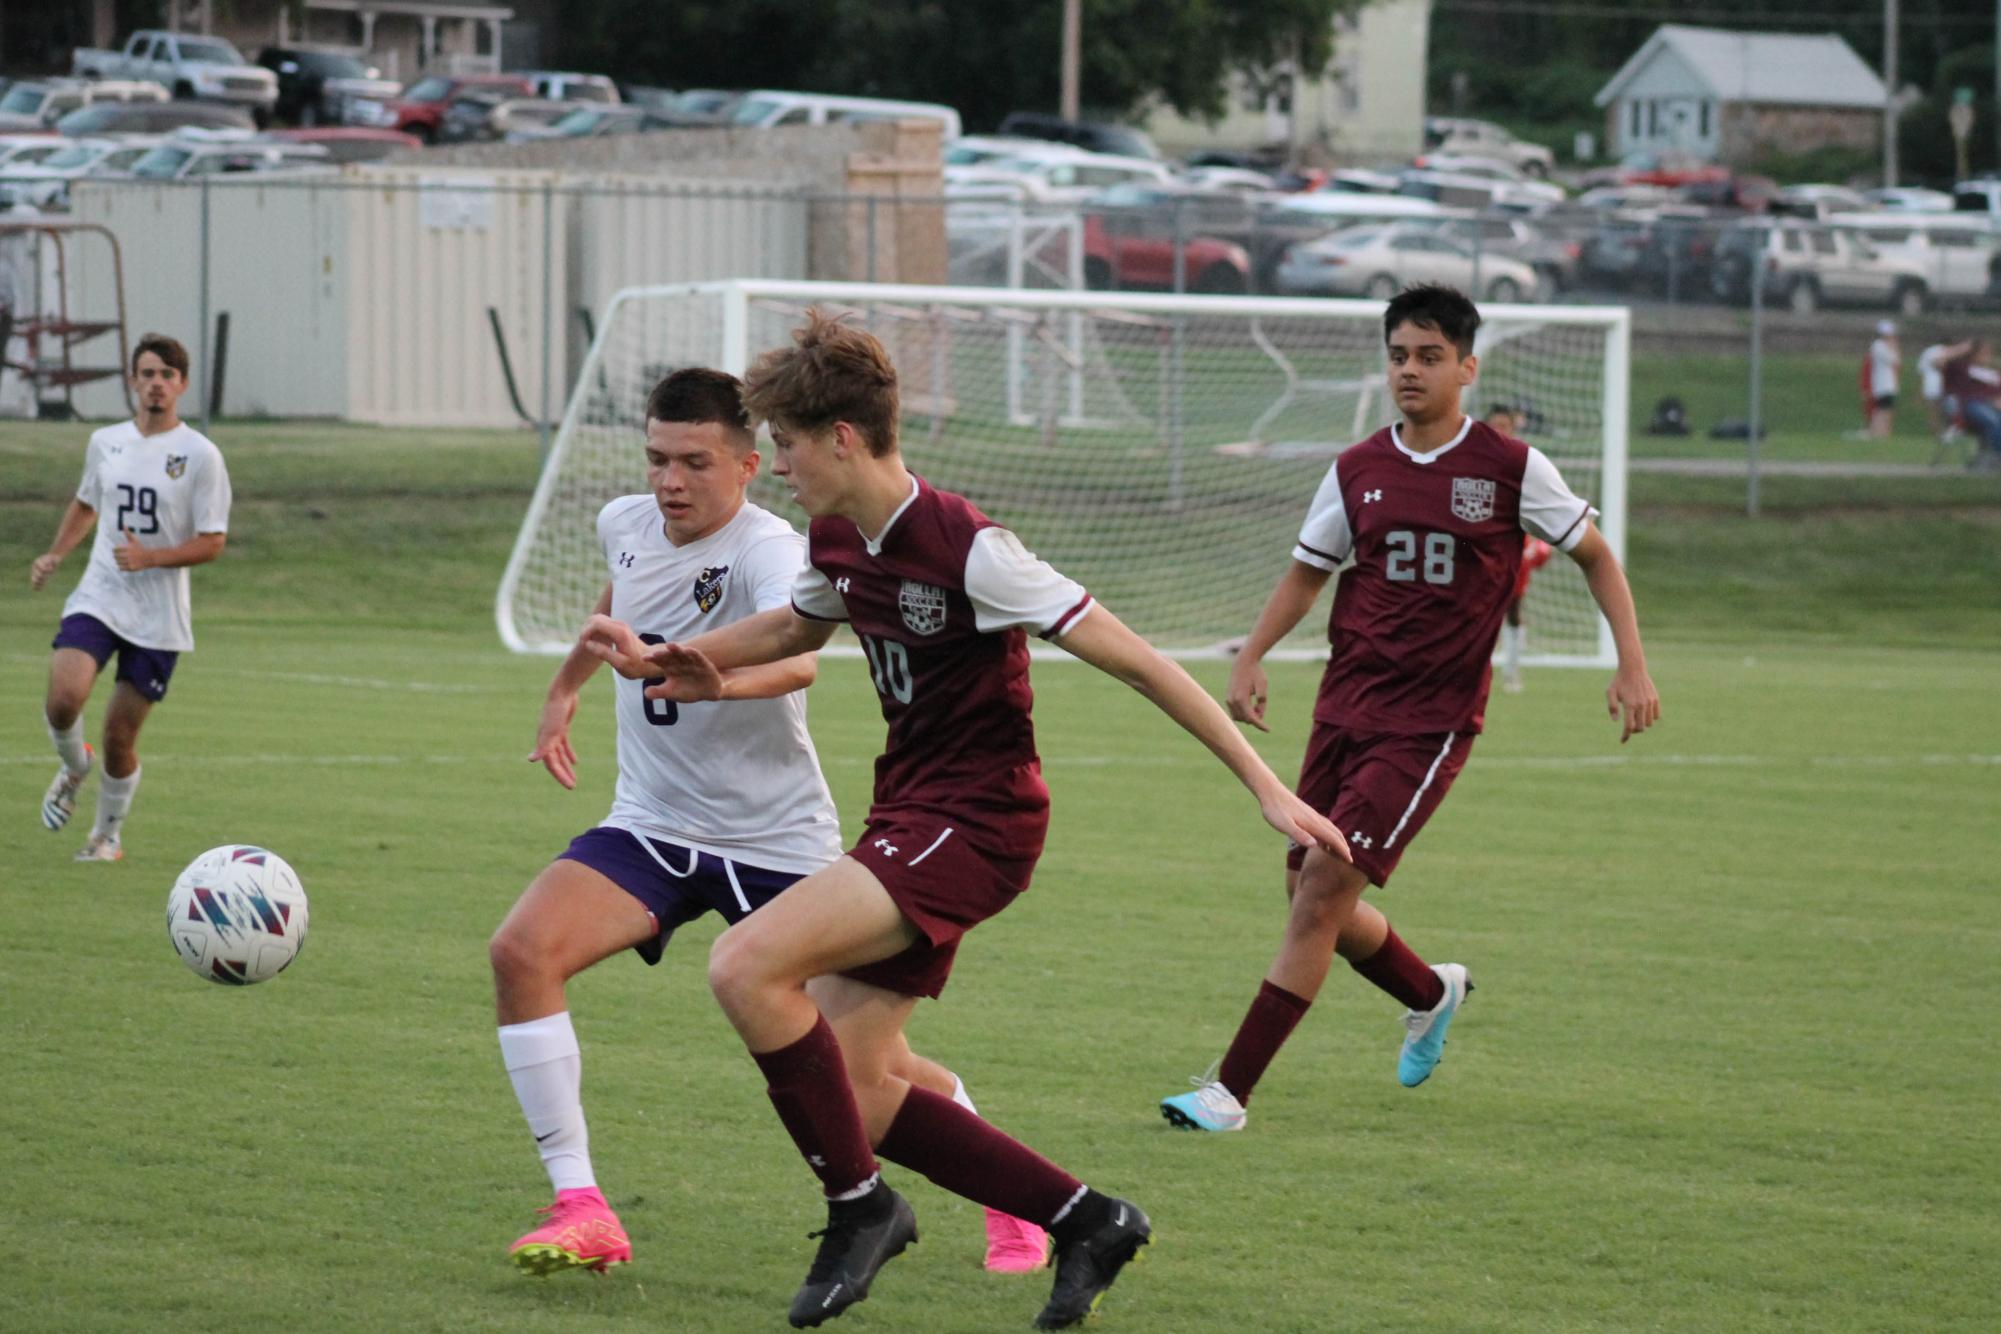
[
  {"left": 29, "top": 552, "right": 62, "bottom": 590},
  {"left": 642, "top": 642, "right": 725, "bottom": 703},
  {"left": 578, "top": 614, "right": 654, "bottom": 678},
  {"left": 1607, "top": 663, "right": 1660, "bottom": 744},
  {"left": 1226, "top": 657, "right": 1271, "bottom": 732},
  {"left": 1260, "top": 785, "right": 1350, "bottom": 862},
  {"left": 528, "top": 690, "right": 580, "bottom": 789},
  {"left": 112, "top": 528, "right": 150, "bottom": 572}
]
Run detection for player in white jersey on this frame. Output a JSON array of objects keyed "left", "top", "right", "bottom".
[
  {"left": 29, "top": 334, "right": 232, "bottom": 861},
  {"left": 488, "top": 369, "right": 1049, "bottom": 1279}
]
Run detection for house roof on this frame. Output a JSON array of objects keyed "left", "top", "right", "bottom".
[{"left": 1594, "top": 25, "right": 1887, "bottom": 110}]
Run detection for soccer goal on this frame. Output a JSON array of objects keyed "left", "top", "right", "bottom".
[{"left": 497, "top": 280, "right": 1629, "bottom": 665}]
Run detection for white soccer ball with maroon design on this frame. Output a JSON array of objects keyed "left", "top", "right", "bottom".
[{"left": 165, "top": 845, "right": 309, "bottom": 985}]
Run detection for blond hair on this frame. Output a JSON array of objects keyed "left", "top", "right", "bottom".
[{"left": 741, "top": 308, "right": 899, "bottom": 457}]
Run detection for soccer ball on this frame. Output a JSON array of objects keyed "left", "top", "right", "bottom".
[{"left": 165, "top": 845, "right": 309, "bottom": 986}]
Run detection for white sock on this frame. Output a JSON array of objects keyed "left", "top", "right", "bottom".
[
  {"left": 1502, "top": 624, "right": 1523, "bottom": 677},
  {"left": 949, "top": 1073, "right": 979, "bottom": 1116},
  {"left": 498, "top": 1011, "right": 596, "bottom": 1193},
  {"left": 92, "top": 765, "right": 139, "bottom": 840},
  {"left": 48, "top": 717, "right": 89, "bottom": 774}
]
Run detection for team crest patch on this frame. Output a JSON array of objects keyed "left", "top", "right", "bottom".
[
  {"left": 1451, "top": 476, "right": 1496, "bottom": 523},
  {"left": 692, "top": 565, "right": 729, "bottom": 614},
  {"left": 164, "top": 454, "right": 188, "bottom": 480},
  {"left": 898, "top": 579, "right": 948, "bottom": 636}
]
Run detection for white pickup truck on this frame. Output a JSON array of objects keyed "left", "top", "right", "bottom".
[{"left": 73, "top": 31, "right": 278, "bottom": 122}]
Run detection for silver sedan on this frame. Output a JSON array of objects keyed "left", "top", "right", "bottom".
[{"left": 1275, "top": 224, "right": 1541, "bottom": 302}]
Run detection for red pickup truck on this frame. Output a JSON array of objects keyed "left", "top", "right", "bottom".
[{"left": 348, "top": 73, "right": 532, "bottom": 142}]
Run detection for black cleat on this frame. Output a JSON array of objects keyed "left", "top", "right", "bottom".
[
  {"left": 787, "top": 1185, "right": 918, "bottom": 1328},
  {"left": 1034, "top": 1196, "right": 1151, "bottom": 1329}
]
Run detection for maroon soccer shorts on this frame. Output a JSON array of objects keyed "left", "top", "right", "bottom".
[
  {"left": 1286, "top": 723, "right": 1475, "bottom": 887},
  {"left": 841, "top": 810, "right": 1042, "bottom": 999}
]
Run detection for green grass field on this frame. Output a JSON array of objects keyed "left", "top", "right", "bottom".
[{"left": 2, "top": 398, "right": 1997, "bottom": 1332}]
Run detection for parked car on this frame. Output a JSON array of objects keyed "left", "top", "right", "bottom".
[
  {"left": 1081, "top": 186, "right": 1258, "bottom": 292},
  {"left": 347, "top": 73, "right": 533, "bottom": 143},
  {"left": 1253, "top": 192, "right": 1452, "bottom": 289},
  {"left": 56, "top": 100, "right": 255, "bottom": 136},
  {"left": 255, "top": 47, "right": 400, "bottom": 126},
  {"left": 125, "top": 131, "right": 332, "bottom": 182},
  {"left": 518, "top": 71, "right": 621, "bottom": 104},
  {"left": 491, "top": 99, "right": 578, "bottom": 142},
  {"left": 0, "top": 135, "right": 70, "bottom": 169},
  {"left": 995, "top": 111, "right": 1160, "bottom": 160},
  {"left": 1862, "top": 186, "right": 1954, "bottom": 213},
  {"left": 946, "top": 144, "right": 1174, "bottom": 204},
  {"left": 1709, "top": 220, "right": 1931, "bottom": 313},
  {"left": 1770, "top": 184, "right": 1871, "bottom": 221},
  {"left": 1831, "top": 211, "right": 2001, "bottom": 306},
  {"left": 1441, "top": 214, "right": 1582, "bottom": 293},
  {"left": 1399, "top": 166, "right": 1563, "bottom": 210},
  {"left": 0, "top": 135, "right": 161, "bottom": 209},
  {"left": 1579, "top": 206, "right": 1713, "bottom": 292},
  {"left": 1421, "top": 117, "right": 1554, "bottom": 177},
  {"left": 1276, "top": 223, "right": 1540, "bottom": 300},
  {"left": 730, "top": 90, "right": 960, "bottom": 138},
  {"left": 264, "top": 126, "right": 422, "bottom": 163},
  {"left": 508, "top": 104, "right": 678, "bottom": 141},
  {"left": 1951, "top": 178, "right": 2001, "bottom": 218},
  {"left": 73, "top": 30, "right": 278, "bottom": 122},
  {"left": 0, "top": 78, "right": 165, "bottom": 133}
]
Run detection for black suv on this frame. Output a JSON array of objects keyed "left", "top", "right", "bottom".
[
  {"left": 256, "top": 47, "right": 402, "bottom": 126},
  {"left": 995, "top": 111, "right": 1161, "bottom": 160}
]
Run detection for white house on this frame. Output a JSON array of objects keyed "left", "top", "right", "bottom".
[
  {"left": 1594, "top": 25, "right": 1886, "bottom": 166},
  {"left": 1143, "top": 0, "right": 1433, "bottom": 164}
]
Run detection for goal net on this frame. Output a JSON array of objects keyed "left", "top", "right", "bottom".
[{"left": 498, "top": 280, "right": 1628, "bottom": 664}]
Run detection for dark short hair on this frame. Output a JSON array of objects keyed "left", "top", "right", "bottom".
[
  {"left": 1384, "top": 284, "right": 1481, "bottom": 359},
  {"left": 132, "top": 333, "right": 189, "bottom": 378},
  {"left": 644, "top": 367, "right": 754, "bottom": 449},
  {"left": 742, "top": 308, "right": 899, "bottom": 457}
]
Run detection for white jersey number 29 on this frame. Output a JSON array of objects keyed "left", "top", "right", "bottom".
[
  {"left": 860, "top": 634, "right": 914, "bottom": 704},
  {"left": 1384, "top": 530, "right": 1456, "bottom": 586}
]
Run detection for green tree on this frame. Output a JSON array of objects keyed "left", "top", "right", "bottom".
[{"left": 549, "top": 0, "right": 1360, "bottom": 131}]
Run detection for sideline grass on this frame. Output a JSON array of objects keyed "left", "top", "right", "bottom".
[{"left": 1, "top": 418, "right": 1996, "bottom": 1332}]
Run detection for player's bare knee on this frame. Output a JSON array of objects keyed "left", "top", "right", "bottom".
[
  {"left": 487, "top": 921, "right": 539, "bottom": 985},
  {"left": 44, "top": 696, "right": 84, "bottom": 731},
  {"left": 707, "top": 929, "right": 767, "bottom": 1014}
]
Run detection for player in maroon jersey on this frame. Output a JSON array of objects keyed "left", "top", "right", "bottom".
[
  {"left": 580, "top": 310, "right": 1348, "bottom": 1329},
  {"left": 1158, "top": 285, "right": 1659, "bottom": 1135}
]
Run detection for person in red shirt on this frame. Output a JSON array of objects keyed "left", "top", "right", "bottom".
[
  {"left": 1158, "top": 285, "right": 1660, "bottom": 1135},
  {"left": 581, "top": 310, "right": 1347, "bottom": 1330}
]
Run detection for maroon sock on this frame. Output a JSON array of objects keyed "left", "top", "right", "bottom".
[
  {"left": 876, "top": 1085, "right": 1084, "bottom": 1226},
  {"left": 1349, "top": 927, "right": 1445, "bottom": 1012},
  {"left": 750, "top": 1016, "right": 879, "bottom": 1197},
  {"left": 1215, "top": 980, "right": 1312, "bottom": 1105}
]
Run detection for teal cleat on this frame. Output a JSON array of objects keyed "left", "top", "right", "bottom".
[
  {"left": 1159, "top": 1079, "right": 1246, "bottom": 1133},
  {"left": 1397, "top": 963, "right": 1471, "bottom": 1087}
]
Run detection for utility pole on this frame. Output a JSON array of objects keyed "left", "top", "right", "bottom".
[
  {"left": 1061, "top": 0, "right": 1081, "bottom": 120},
  {"left": 1883, "top": 0, "right": 1900, "bottom": 186}
]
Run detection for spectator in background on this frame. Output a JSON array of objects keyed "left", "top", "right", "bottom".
[
  {"left": 1942, "top": 339, "right": 2001, "bottom": 471},
  {"left": 1866, "top": 320, "right": 1899, "bottom": 439},
  {"left": 1918, "top": 338, "right": 1974, "bottom": 444}
]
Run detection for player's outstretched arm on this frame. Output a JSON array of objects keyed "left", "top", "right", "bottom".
[
  {"left": 1056, "top": 605, "right": 1350, "bottom": 860},
  {"left": 29, "top": 499, "right": 98, "bottom": 590},
  {"left": 111, "top": 528, "right": 226, "bottom": 573},
  {"left": 1566, "top": 523, "right": 1661, "bottom": 743},
  {"left": 1227, "top": 560, "right": 1332, "bottom": 732},
  {"left": 529, "top": 583, "right": 614, "bottom": 789},
  {"left": 635, "top": 608, "right": 833, "bottom": 702}
]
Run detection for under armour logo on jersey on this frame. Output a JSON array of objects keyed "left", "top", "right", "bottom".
[
  {"left": 1351, "top": 831, "right": 1374, "bottom": 849},
  {"left": 1363, "top": 489, "right": 1383, "bottom": 504},
  {"left": 873, "top": 838, "right": 899, "bottom": 858},
  {"left": 617, "top": 552, "right": 635, "bottom": 568},
  {"left": 836, "top": 577, "right": 851, "bottom": 594}
]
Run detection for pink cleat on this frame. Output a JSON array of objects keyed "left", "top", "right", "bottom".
[
  {"left": 509, "top": 1187, "right": 632, "bottom": 1276},
  {"left": 983, "top": 1207, "right": 1051, "bottom": 1274}
]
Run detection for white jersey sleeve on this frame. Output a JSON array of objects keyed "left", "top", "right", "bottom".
[
  {"left": 1292, "top": 460, "right": 1352, "bottom": 570},
  {"left": 738, "top": 532, "right": 809, "bottom": 613},
  {"left": 1520, "top": 447, "right": 1597, "bottom": 551},
  {"left": 963, "top": 526, "right": 1094, "bottom": 637},
  {"left": 791, "top": 563, "right": 849, "bottom": 622},
  {"left": 191, "top": 444, "right": 232, "bottom": 533},
  {"left": 76, "top": 431, "right": 107, "bottom": 509}
]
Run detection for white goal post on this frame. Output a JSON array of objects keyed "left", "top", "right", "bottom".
[{"left": 498, "top": 279, "right": 1629, "bottom": 665}]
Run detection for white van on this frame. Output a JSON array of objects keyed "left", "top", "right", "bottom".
[
  {"left": 1830, "top": 210, "right": 2001, "bottom": 305},
  {"left": 731, "top": 89, "right": 960, "bottom": 140}
]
